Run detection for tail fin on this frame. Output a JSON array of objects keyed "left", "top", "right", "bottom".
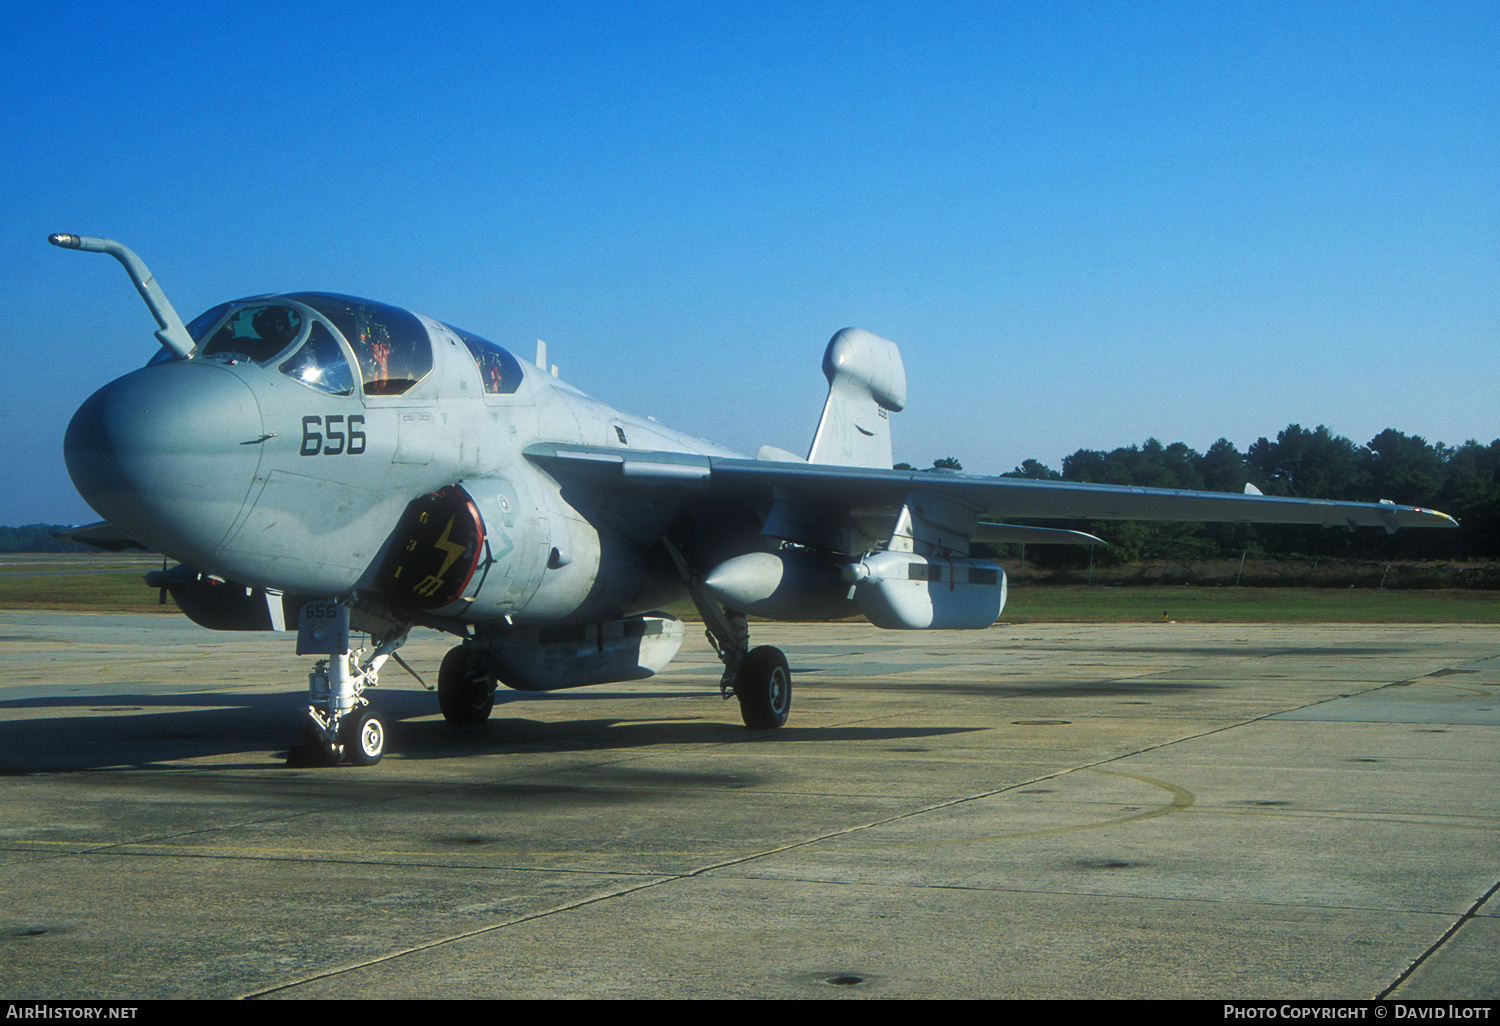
[{"left": 806, "top": 328, "right": 907, "bottom": 467}]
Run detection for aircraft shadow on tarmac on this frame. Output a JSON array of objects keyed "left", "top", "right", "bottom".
[
  {"left": 0, "top": 688, "right": 985, "bottom": 774},
  {"left": 825, "top": 678, "right": 1230, "bottom": 696},
  {"left": 1114, "top": 645, "right": 1403, "bottom": 658}
]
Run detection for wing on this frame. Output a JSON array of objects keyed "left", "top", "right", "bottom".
[
  {"left": 51, "top": 521, "right": 153, "bottom": 552},
  {"left": 525, "top": 443, "right": 1457, "bottom": 540},
  {"left": 711, "top": 459, "right": 1455, "bottom": 531}
]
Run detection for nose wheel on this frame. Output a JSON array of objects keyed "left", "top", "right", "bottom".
[
  {"left": 343, "top": 709, "right": 386, "bottom": 766},
  {"left": 292, "top": 697, "right": 387, "bottom": 767}
]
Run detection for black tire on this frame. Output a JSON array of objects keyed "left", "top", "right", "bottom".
[
  {"left": 343, "top": 710, "right": 385, "bottom": 766},
  {"left": 439, "top": 646, "right": 494, "bottom": 725},
  {"left": 293, "top": 719, "right": 337, "bottom": 767},
  {"left": 736, "top": 645, "right": 791, "bottom": 729}
]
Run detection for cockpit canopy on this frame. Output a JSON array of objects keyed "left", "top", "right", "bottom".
[
  {"left": 289, "top": 294, "right": 431, "bottom": 396},
  {"left": 450, "top": 326, "right": 523, "bottom": 395},
  {"left": 167, "top": 293, "right": 525, "bottom": 400}
]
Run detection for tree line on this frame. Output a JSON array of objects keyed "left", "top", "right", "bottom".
[
  {"left": 919, "top": 424, "right": 1500, "bottom": 566},
  {"left": 0, "top": 525, "right": 93, "bottom": 553}
]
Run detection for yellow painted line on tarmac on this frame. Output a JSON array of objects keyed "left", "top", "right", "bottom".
[
  {"left": 1187, "top": 807, "right": 1500, "bottom": 831},
  {"left": 0, "top": 768, "right": 1200, "bottom": 860}
]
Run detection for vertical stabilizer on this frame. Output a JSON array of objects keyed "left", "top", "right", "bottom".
[{"left": 807, "top": 328, "right": 906, "bottom": 467}]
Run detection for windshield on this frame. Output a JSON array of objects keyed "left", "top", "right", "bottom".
[
  {"left": 185, "top": 303, "right": 234, "bottom": 343},
  {"left": 199, "top": 305, "right": 306, "bottom": 363}
]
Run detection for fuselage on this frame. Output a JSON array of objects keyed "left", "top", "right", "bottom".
[{"left": 65, "top": 292, "right": 741, "bottom": 626}]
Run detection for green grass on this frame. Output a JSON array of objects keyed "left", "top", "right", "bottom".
[
  {"left": 0, "top": 570, "right": 176, "bottom": 612},
  {"left": 999, "top": 585, "right": 1500, "bottom": 623},
  {"left": 661, "top": 587, "right": 1500, "bottom": 624},
  {"left": 4, "top": 555, "right": 1499, "bottom": 623}
]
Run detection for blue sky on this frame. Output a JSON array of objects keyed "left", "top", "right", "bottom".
[{"left": 4, "top": 0, "right": 1495, "bottom": 525}]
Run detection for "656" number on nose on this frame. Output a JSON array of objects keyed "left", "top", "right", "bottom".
[{"left": 300, "top": 415, "right": 367, "bottom": 456}]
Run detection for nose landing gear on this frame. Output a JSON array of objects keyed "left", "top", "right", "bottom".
[
  {"left": 290, "top": 652, "right": 387, "bottom": 766},
  {"left": 287, "top": 603, "right": 408, "bottom": 767}
]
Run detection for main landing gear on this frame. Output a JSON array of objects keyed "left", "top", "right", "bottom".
[
  {"left": 428, "top": 625, "right": 785, "bottom": 729},
  {"left": 437, "top": 646, "right": 497, "bottom": 725},
  {"left": 422, "top": 543, "right": 793, "bottom": 732},
  {"left": 735, "top": 645, "right": 791, "bottom": 728},
  {"left": 663, "top": 538, "right": 791, "bottom": 730}
]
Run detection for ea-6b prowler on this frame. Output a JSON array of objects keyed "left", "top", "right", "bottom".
[{"left": 52, "top": 234, "right": 1458, "bottom": 766}]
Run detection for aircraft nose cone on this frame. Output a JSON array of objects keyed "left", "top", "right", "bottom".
[{"left": 65, "top": 362, "right": 264, "bottom": 563}]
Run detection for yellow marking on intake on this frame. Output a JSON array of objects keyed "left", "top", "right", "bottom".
[{"left": 431, "top": 516, "right": 465, "bottom": 578}]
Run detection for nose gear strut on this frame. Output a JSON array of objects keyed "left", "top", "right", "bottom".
[{"left": 287, "top": 602, "right": 409, "bottom": 766}]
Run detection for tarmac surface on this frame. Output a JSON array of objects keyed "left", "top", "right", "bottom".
[{"left": 0, "top": 612, "right": 1495, "bottom": 1000}]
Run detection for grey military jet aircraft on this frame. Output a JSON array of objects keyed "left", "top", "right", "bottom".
[{"left": 52, "top": 234, "right": 1458, "bottom": 766}]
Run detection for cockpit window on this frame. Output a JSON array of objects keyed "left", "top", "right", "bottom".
[
  {"left": 185, "top": 303, "right": 234, "bottom": 343},
  {"left": 278, "top": 322, "right": 355, "bottom": 396},
  {"left": 289, "top": 293, "right": 432, "bottom": 396},
  {"left": 451, "top": 326, "right": 523, "bottom": 395},
  {"left": 200, "top": 305, "right": 305, "bottom": 363}
]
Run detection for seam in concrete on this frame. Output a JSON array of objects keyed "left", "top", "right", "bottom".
[{"left": 1377, "top": 876, "right": 1500, "bottom": 1000}]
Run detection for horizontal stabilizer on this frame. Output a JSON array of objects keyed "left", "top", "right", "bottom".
[
  {"left": 51, "top": 521, "right": 152, "bottom": 552},
  {"left": 974, "top": 523, "right": 1107, "bottom": 546},
  {"left": 757, "top": 444, "right": 806, "bottom": 463}
]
